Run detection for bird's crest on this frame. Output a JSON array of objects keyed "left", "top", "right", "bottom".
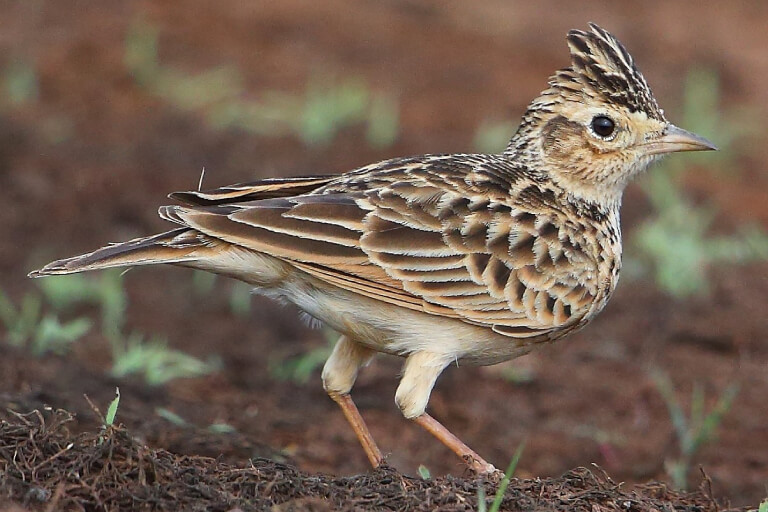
[{"left": 553, "top": 23, "right": 665, "bottom": 121}]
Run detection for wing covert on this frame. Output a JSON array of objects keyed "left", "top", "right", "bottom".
[{"left": 164, "top": 158, "right": 603, "bottom": 339}]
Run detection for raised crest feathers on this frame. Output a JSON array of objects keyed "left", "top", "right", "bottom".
[{"left": 562, "top": 23, "right": 664, "bottom": 120}]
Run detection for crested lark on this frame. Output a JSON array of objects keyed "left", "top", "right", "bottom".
[{"left": 30, "top": 24, "right": 716, "bottom": 473}]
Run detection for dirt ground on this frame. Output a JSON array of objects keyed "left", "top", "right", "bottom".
[{"left": 1, "top": 1, "right": 767, "bottom": 510}]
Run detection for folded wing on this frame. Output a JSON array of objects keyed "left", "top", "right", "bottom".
[{"left": 165, "top": 159, "right": 600, "bottom": 339}]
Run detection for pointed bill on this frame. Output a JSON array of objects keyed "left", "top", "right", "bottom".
[{"left": 642, "top": 124, "right": 718, "bottom": 156}]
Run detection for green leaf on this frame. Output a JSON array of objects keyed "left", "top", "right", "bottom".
[
  {"left": 490, "top": 442, "right": 525, "bottom": 512},
  {"left": 32, "top": 315, "right": 91, "bottom": 356},
  {"left": 105, "top": 387, "right": 120, "bottom": 426},
  {"left": 477, "top": 485, "right": 487, "bottom": 512},
  {"left": 208, "top": 423, "right": 236, "bottom": 434},
  {"left": 155, "top": 407, "right": 189, "bottom": 427},
  {"left": 111, "top": 333, "right": 218, "bottom": 386}
]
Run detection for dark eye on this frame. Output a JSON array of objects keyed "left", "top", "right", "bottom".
[{"left": 591, "top": 116, "right": 615, "bottom": 138}]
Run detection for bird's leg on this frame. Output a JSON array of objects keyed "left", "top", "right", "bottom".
[
  {"left": 327, "top": 393, "right": 382, "bottom": 468},
  {"left": 412, "top": 413, "right": 496, "bottom": 474},
  {"left": 396, "top": 351, "right": 497, "bottom": 474},
  {"left": 322, "top": 335, "right": 382, "bottom": 467}
]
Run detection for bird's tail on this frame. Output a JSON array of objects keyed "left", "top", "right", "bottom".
[{"left": 29, "top": 228, "right": 208, "bottom": 278}]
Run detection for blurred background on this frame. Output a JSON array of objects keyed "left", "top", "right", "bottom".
[{"left": 1, "top": 0, "right": 767, "bottom": 505}]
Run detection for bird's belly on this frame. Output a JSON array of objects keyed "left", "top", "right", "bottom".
[{"left": 274, "top": 273, "right": 537, "bottom": 366}]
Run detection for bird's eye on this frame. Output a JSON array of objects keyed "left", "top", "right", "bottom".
[{"left": 591, "top": 116, "right": 615, "bottom": 138}]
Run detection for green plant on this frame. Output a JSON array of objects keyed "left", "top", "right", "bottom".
[
  {"left": 105, "top": 387, "right": 121, "bottom": 427},
  {"left": 0, "top": 288, "right": 91, "bottom": 356},
  {"left": 417, "top": 465, "right": 431, "bottom": 480},
  {"left": 33, "top": 269, "right": 218, "bottom": 385},
  {"left": 37, "top": 270, "right": 126, "bottom": 339},
  {"left": 207, "top": 422, "right": 236, "bottom": 434},
  {"left": 758, "top": 498, "right": 768, "bottom": 512},
  {"left": 125, "top": 20, "right": 398, "bottom": 148},
  {"left": 631, "top": 66, "right": 768, "bottom": 297},
  {"left": 632, "top": 204, "right": 768, "bottom": 297},
  {"left": 110, "top": 331, "right": 220, "bottom": 386},
  {"left": 477, "top": 443, "right": 525, "bottom": 512},
  {"left": 155, "top": 407, "right": 235, "bottom": 434},
  {"left": 651, "top": 369, "right": 739, "bottom": 489},
  {"left": 155, "top": 407, "right": 189, "bottom": 427}
]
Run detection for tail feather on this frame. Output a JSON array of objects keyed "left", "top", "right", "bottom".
[{"left": 29, "top": 228, "right": 205, "bottom": 277}]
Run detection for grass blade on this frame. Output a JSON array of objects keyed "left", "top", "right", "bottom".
[{"left": 490, "top": 442, "right": 525, "bottom": 512}]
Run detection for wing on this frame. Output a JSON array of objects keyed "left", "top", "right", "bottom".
[
  {"left": 163, "top": 155, "right": 603, "bottom": 338},
  {"left": 170, "top": 175, "right": 338, "bottom": 205}
]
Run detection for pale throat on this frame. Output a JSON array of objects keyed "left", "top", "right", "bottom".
[{"left": 548, "top": 162, "right": 629, "bottom": 208}]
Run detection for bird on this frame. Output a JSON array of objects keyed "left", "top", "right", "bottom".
[{"left": 30, "top": 23, "right": 716, "bottom": 474}]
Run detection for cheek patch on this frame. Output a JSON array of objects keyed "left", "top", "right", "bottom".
[{"left": 541, "top": 115, "right": 590, "bottom": 159}]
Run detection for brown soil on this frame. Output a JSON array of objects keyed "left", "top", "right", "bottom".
[
  {"left": 0, "top": 409, "right": 727, "bottom": 511},
  {"left": 1, "top": 1, "right": 767, "bottom": 510}
]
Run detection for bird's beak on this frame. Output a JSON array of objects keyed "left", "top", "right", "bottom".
[{"left": 642, "top": 124, "right": 718, "bottom": 156}]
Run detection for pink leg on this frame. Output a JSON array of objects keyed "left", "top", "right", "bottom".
[
  {"left": 413, "top": 413, "right": 497, "bottom": 474},
  {"left": 329, "top": 392, "right": 384, "bottom": 467}
]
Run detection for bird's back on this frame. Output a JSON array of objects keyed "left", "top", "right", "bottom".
[{"left": 164, "top": 152, "right": 623, "bottom": 350}]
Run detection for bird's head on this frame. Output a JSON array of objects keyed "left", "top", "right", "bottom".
[{"left": 508, "top": 23, "right": 717, "bottom": 205}]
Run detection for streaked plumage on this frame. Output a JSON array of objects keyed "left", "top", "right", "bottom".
[{"left": 30, "top": 24, "right": 716, "bottom": 473}]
